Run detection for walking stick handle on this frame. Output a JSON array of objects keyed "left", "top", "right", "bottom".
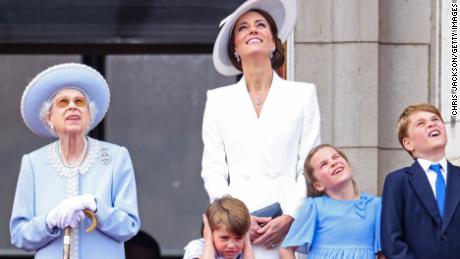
[{"left": 83, "top": 209, "right": 97, "bottom": 232}]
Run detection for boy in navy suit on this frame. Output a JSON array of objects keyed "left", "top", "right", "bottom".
[{"left": 381, "top": 103, "right": 460, "bottom": 259}]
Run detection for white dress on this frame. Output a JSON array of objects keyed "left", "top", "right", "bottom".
[{"left": 201, "top": 72, "right": 321, "bottom": 258}]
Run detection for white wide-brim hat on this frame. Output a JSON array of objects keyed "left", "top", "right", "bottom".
[
  {"left": 21, "top": 63, "right": 110, "bottom": 138},
  {"left": 213, "top": 0, "right": 298, "bottom": 76}
]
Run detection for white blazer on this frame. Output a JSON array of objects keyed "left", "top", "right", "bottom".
[{"left": 201, "top": 72, "right": 320, "bottom": 217}]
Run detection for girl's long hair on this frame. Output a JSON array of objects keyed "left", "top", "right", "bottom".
[{"left": 304, "top": 144, "right": 358, "bottom": 197}]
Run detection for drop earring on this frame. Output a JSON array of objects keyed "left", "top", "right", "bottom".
[
  {"left": 234, "top": 52, "right": 240, "bottom": 63},
  {"left": 269, "top": 47, "right": 275, "bottom": 59}
]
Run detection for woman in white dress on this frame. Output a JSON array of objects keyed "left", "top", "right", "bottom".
[{"left": 201, "top": 0, "right": 321, "bottom": 258}]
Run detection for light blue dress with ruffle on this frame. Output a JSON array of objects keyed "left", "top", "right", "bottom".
[{"left": 281, "top": 193, "right": 381, "bottom": 259}]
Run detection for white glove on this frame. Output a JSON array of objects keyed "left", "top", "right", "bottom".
[
  {"left": 46, "top": 194, "right": 97, "bottom": 229},
  {"left": 47, "top": 209, "right": 85, "bottom": 229}
]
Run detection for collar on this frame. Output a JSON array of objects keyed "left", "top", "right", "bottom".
[{"left": 417, "top": 157, "right": 448, "bottom": 173}]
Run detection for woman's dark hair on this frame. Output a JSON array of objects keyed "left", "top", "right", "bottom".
[{"left": 227, "top": 9, "right": 286, "bottom": 72}]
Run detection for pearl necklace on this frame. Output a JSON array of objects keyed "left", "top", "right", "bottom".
[
  {"left": 58, "top": 138, "right": 88, "bottom": 168},
  {"left": 49, "top": 137, "right": 99, "bottom": 178}
]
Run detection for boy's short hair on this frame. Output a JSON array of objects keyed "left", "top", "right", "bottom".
[
  {"left": 206, "top": 196, "right": 250, "bottom": 237},
  {"left": 396, "top": 103, "right": 443, "bottom": 153}
]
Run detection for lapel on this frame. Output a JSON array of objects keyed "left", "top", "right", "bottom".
[
  {"left": 234, "top": 77, "right": 257, "bottom": 129},
  {"left": 408, "top": 161, "right": 442, "bottom": 225},
  {"left": 442, "top": 162, "right": 460, "bottom": 231},
  {"left": 234, "top": 77, "right": 272, "bottom": 166},
  {"left": 258, "top": 72, "right": 288, "bottom": 138},
  {"left": 234, "top": 72, "right": 288, "bottom": 168}
]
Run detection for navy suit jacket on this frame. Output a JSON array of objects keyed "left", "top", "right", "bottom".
[{"left": 381, "top": 161, "right": 460, "bottom": 259}]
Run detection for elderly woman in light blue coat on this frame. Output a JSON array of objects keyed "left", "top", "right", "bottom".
[{"left": 10, "top": 63, "right": 140, "bottom": 259}]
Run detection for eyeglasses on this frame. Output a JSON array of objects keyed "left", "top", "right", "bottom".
[{"left": 54, "top": 96, "right": 88, "bottom": 108}]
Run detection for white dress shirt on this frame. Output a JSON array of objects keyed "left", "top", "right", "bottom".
[{"left": 417, "top": 157, "right": 448, "bottom": 198}]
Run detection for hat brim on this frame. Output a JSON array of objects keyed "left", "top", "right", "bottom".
[
  {"left": 213, "top": 0, "right": 298, "bottom": 76},
  {"left": 21, "top": 63, "right": 110, "bottom": 138}
]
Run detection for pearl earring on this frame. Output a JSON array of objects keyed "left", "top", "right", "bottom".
[{"left": 234, "top": 52, "right": 240, "bottom": 63}]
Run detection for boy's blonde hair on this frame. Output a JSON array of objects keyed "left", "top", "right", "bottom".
[
  {"left": 396, "top": 103, "right": 443, "bottom": 156},
  {"left": 206, "top": 196, "right": 250, "bottom": 237},
  {"left": 304, "top": 144, "right": 358, "bottom": 197}
]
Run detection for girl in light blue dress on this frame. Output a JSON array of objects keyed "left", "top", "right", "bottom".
[{"left": 280, "top": 144, "right": 384, "bottom": 259}]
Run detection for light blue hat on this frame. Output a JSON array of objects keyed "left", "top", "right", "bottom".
[{"left": 21, "top": 63, "right": 110, "bottom": 138}]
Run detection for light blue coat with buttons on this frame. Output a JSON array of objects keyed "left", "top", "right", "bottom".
[{"left": 10, "top": 138, "right": 140, "bottom": 259}]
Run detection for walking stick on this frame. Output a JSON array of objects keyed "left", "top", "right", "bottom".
[{"left": 63, "top": 209, "right": 98, "bottom": 259}]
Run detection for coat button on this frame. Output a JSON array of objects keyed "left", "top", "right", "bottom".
[{"left": 441, "top": 232, "right": 448, "bottom": 240}]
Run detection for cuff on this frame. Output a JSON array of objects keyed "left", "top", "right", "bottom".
[{"left": 38, "top": 214, "right": 60, "bottom": 237}]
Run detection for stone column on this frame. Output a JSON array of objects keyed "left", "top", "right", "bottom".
[
  {"left": 294, "top": 0, "right": 379, "bottom": 194},
  {"left": 378, "top": 0, "right": 434, "bottom": 192}
]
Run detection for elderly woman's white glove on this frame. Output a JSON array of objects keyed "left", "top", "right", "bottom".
[
  {"left": 47, "top": 209, "right": 85, "bottom": 229},
  {"left": 46, "top": 194, "right": 97, "bottom": 229}
]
